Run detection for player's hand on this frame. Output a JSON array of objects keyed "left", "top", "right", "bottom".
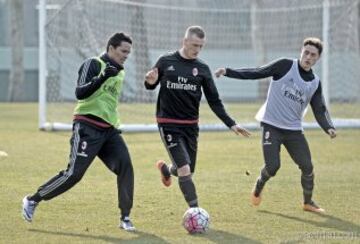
[
  {"left": 231, "top": 124, "right": 251, "bottom": 137},
  {"left": 214, "top": 68, "right": 226, "bottom": 78},
  {"left": 102, "top": 63, "right": 119, "bottom": 79},
  {"left": 145, "top": 68, "right": 158, "bottom": 85},
  {"left": 327, "top": 128, "right": 337, "bottom": 139}
]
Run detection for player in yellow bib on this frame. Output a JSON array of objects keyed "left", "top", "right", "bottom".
[{"left": 22, "top": 33, "right": 136, "bottom": 231}]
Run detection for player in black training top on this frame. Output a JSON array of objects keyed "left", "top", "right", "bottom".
[
  {"left": 144, "top": 26, "right": 251, "bottom": 210},
  {"left": 215, "top": 37, "right": 336, "bottom": 213}
]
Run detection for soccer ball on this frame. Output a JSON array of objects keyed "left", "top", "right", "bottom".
[{"left": 182, "top": 207, "right": 210, "bottom": 234}]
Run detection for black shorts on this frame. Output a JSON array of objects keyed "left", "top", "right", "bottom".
[
  {"left": 261, "top": 122, "right": 313, "bottom": 175},
  {"left": 158, "top": 125, "right": 199, "bottom": 172}
]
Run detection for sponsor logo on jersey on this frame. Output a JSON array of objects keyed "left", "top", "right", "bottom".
[
  {"left": 166, "top": 76, "right": 197, "bottom": 91},
  {"left": 283, "top": 89, "right": 305, "bottom": 105},
  {"left": 103, "top": 83, "right": 119, "bottom": 97},
  {"left": 178, "top": 76, "right": 188, "bottom": 83},
  {"left": 282, "top": 80, "right": 305, "bottom": 105}
]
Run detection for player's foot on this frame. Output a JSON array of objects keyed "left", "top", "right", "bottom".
[
  {"left": 251, "top": 190, "right": 262, "bottom": 206},
  {"left": 251, "top": 183, "right": 262, "bottom": 206},
  {"left": 119, "top": 217, "right": 136, "bottom": 232},
  {"left": 303, "top": 201, "right": 325, "bottom": 213},
  {"left": 156, "top": 160, "right": 171, "bottom": 187},
  {"left": 22, "top": 195, "right": 38, "bottom": 222}
]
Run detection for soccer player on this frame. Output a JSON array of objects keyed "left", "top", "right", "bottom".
[
  {"left": 144, "top": 26, "right": 251, "bottom": 209},
  {"left": 215, "top": 37, "right": 337, "bottom": 213},
  {"left": 22, "top": 33, "right": 136, "bottom": 231}
]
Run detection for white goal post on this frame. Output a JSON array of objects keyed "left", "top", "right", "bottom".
[{"left": 39, "top": 0, "right": 360, "bottom": 132}]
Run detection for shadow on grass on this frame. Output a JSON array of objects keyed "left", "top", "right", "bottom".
[
  {"left": 189, "top": 228, "right": 261, "bottom": 244},
  {"left": 258, "top": 210, "right": 360, "bottom": 233},
  {"left": 28, "top": 228, "right": 170, "bottom": 244}
]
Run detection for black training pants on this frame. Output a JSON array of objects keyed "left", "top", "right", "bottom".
[
  {"left": 36, "top": 121, "right": 134, "bottom": 216},
  {"left": 261, "top": 123, "right": 313, "bottom": 176}
]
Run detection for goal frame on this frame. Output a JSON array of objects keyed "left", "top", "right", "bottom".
[{"left": 38, "top": 0, "right": 360, "bottom": 132}]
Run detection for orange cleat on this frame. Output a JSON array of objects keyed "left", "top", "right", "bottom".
[
  {"left": 156, "top": 160, "right": 172, "bottom": 187},
  {"left": 251, "top": 190, "right": 262, "bottom": 206},
  {"left": 303, "top": 201, "right": 325, "bottom": 213}
]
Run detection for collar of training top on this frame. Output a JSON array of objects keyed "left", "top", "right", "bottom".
[{"left": 100, "top": 53, "right": 123, "bottom": 70}]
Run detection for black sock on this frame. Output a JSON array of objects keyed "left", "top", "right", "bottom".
[
  {"left": 178, "top": 175, "right": 198, "bottom": 207},
  {"left": 28, "top": 193, "right": 42, "bottom": 203},
  {"left": 254, "top": 168, "right": 271, "bottom": 197},
  {"left": 121, "top": 214, "right": 130, "bottom": 221},
  {"left": 301, "top": 172, "right": 314, "bottom": 204},
  {"left": 169, "top": 164, "right": 178, "bottom": 177}
]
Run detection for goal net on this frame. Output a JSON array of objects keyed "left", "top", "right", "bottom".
[{"left": 39, "top": 0, "right": 360, "bottom": 132}]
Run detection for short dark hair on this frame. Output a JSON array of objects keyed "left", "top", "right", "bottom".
[
  {"left": 185, "top": 26, "right": 205, "bottom": 39},
  {"left": 106, "top": 32, "right": 132, "bottom": 52},
  {"left": 303, "top": 37, "right": 323, "bottom": 55}
]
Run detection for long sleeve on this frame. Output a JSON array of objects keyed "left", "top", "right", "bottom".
[
  {"left": 75, "top": 58, "right": 104, "bottom": 99},
  {"left": 202, "top": 66, "right": 236, "bottom": 128},
  {"left": 225, "top": 58, "right": 293, "bottom": 81},
  {"left": 310, "top": 82, "right": 335, "bottom": 133}
]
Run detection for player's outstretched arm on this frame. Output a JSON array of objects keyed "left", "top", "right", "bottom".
[{"left": 231, "top": 124, "right": 251, "bottom": 137}]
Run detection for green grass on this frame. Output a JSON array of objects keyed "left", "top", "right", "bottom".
[{"left": 0, "top": 103, "right": 359, "bottom": 243}]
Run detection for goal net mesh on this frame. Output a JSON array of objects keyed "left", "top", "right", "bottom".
[{"left": 42, "top": 0, "right": 360, "bottom": 131}]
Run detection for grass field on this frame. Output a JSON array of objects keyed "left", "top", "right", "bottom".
[{"left": 0, "top": 103, "right": 359, "bottom": 243}]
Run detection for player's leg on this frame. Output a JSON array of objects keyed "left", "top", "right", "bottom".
[
  {"left": 163, "top": 126, "right": 198, "bottom": 176},
  {"left": 185, "top": 126, "right": 199, "bottom": 174},
  {"left": 159, "top": 126, "right": 198, "bottom": 207},
  {"left": 178, "top": 126, "right": 199, "bottom": 207},
  {"left": 284, "top": 132, "right": 324, "bottom": 213},
  {"left": 252, "top": 123, "right": 282, "bottom": 206},
  {"left": 23, "top": 122, "right": 102, "bottom": 222},
  {"left": 98, "top": 129, "right": 135, "bottom": 231}
]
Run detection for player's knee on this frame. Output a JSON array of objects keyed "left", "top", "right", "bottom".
[
  {"left": 177, "top": 164, "right": 191, "bottom": 177},
  {"left": 114, "top": 158, "right": 133, "bottom": 175},
  {"left": 69, "top": 171, "right": 84, "bottom": 183},
  {"left": 300, "top": 164, "right": 313, "bottom": 176},
  {"left": 266, "top": 163, "right": 280, "bottom": 176}
]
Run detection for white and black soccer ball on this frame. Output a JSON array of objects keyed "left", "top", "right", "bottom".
[{"left": 182, "top": 207, "right": 210, "bottom": 234}]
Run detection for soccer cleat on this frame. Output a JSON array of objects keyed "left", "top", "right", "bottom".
[
  {"left": 22, "top": 195, "right": 38, "bottom": 222},
  {"left": 119, "top": 218, "right": 136, "bottom": 232},
  {"left": 251, "top": 190, "right": 262, "bottom": 206},
  {"left": 303, "top": 201, "right": 325, "bottom": 213},
  {"left": 251, "top": 182, "right": 262, "bottom": 206},
  {"left": 156, "top": 160, "right": 171, "bottom": 187}
]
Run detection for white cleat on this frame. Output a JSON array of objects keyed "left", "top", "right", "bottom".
[
  {"left": 119, "top": 218, "right": 136, "bottom": 232},
  {"left": 22, "top": 195, "right": 38, "bottom": 222}
]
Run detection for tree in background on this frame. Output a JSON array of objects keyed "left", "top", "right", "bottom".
[{"left": 8, "top": 0, "right": 24, "bottom": 101}]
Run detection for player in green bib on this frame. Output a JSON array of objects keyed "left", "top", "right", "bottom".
[{"left": 22, "top": 33, "right": 136, "bottom": 231}]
